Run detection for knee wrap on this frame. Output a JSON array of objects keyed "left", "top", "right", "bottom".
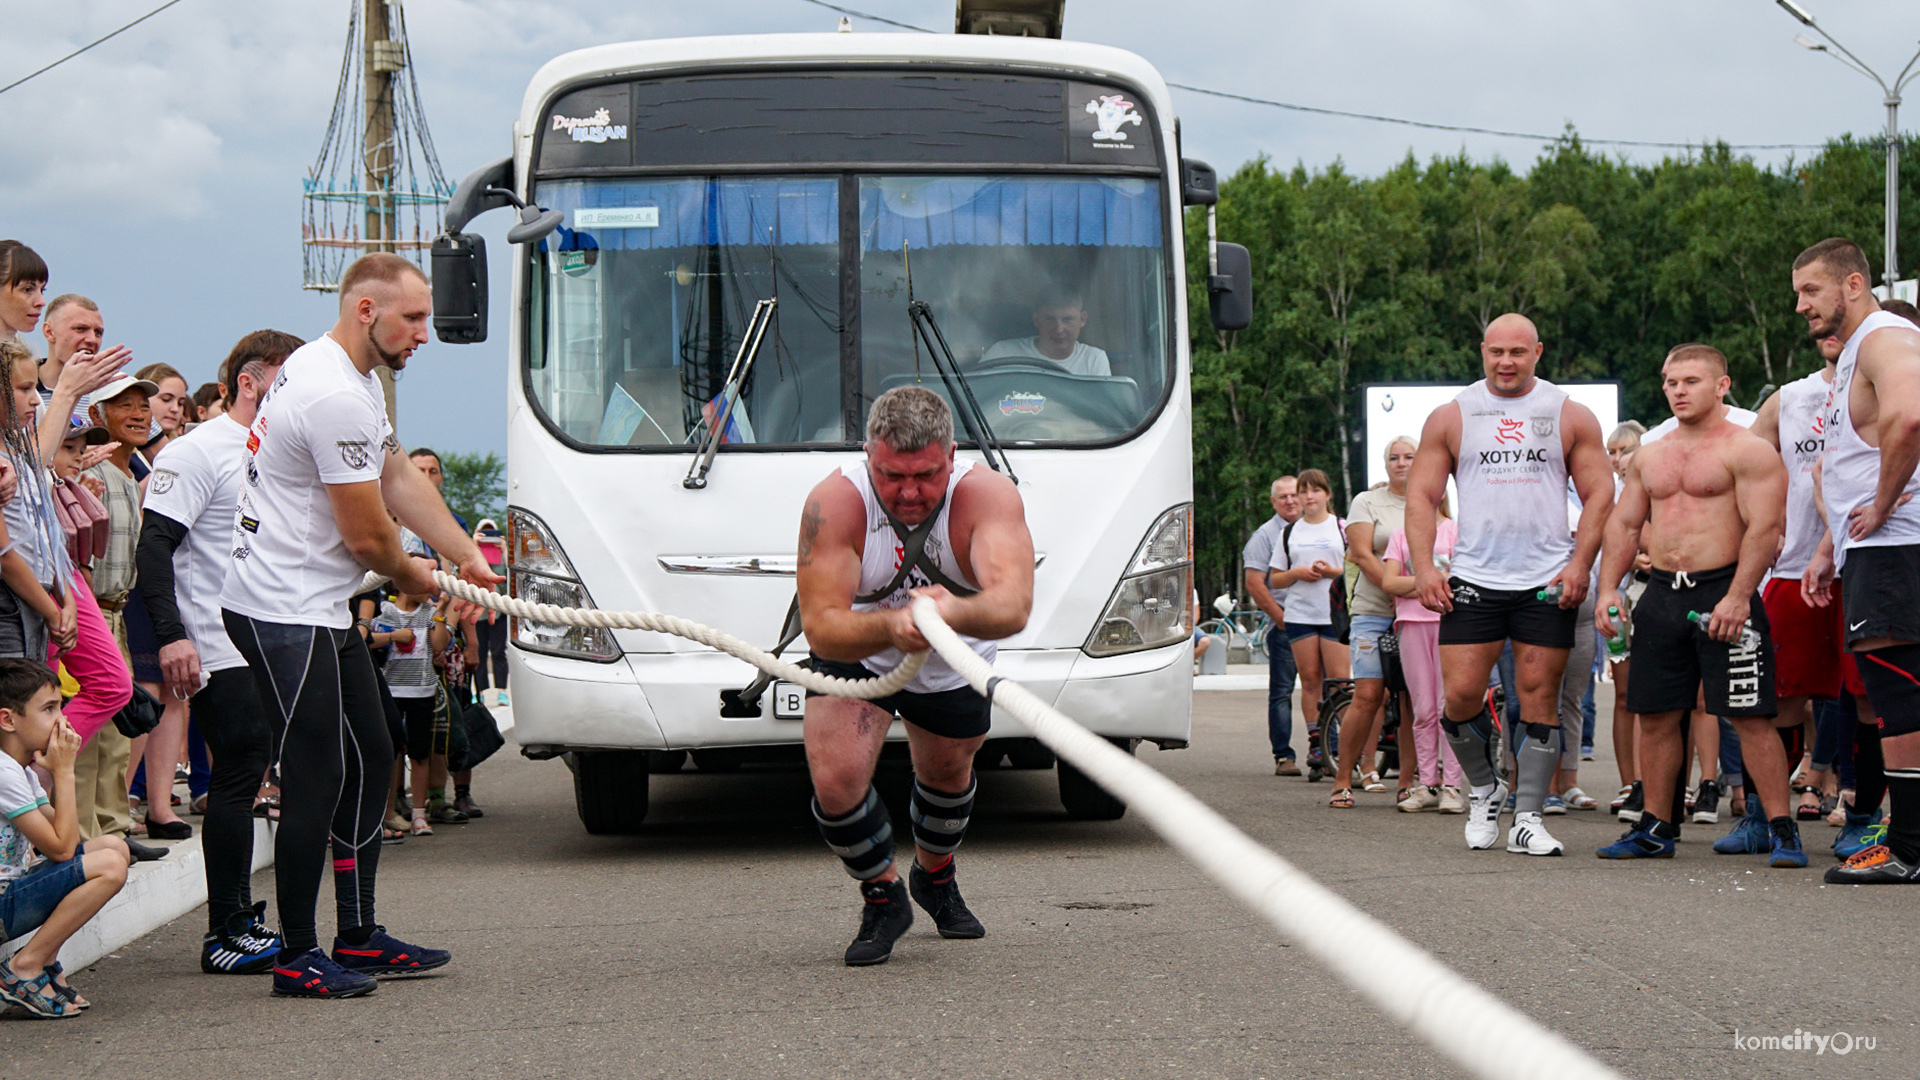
[
  {"left": 813, "top": 787, "right": 894, "bottom": 880},
  {"left": 1857, "top": 645, "right": 1920, "bottom": 739},
  {"left": 909, "top": 774, "right": 977, "bottom": 856},
  {"left": 1523, "top": 722, "right": 1558, "bottom": 746}
]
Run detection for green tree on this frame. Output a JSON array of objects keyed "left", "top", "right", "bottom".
[{"left": 439, "top": 450, "right": 505, "bottom": 527}]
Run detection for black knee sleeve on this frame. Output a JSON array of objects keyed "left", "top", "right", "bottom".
[
  {"left": 813, "top": 787, "right": 895, "bottom": 880},
  {"left": 1857, "top": 645, "right": 1920, "bottom": 739},
  {"left": 910, "top": 774, "right": 977, "bottom": 856},
  {"left": 1523, "top": 722, "right": 1557, "bottom": 745}
]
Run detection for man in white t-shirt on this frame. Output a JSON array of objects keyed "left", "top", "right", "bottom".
[
  {"left": 980, "top": 295, "right": 1112, "bottom": 376},
  {"left": 35, "top": 295, "right": 130, "bottom": 445},
  {"left": 137, "top": 329, "right": 300, "bottom": 977},
  {"left": 219, "top": 253, "right": 500, "bottom": 998}
]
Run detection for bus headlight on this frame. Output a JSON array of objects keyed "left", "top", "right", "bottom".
[
  {"left": 507, "top": 508, "right": 621, "bottom": 662},
  {"left": 1084, "top": 504, "right": 1194, "bottom": 657}
]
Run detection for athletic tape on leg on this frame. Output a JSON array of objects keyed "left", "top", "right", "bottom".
[
  {"left": 1442, "top": 709, "right": 1501, "bottom": 789},
  {"left": 910, "top": 774, "right": 976, "bottom": 856},
  {"left": 812, "top": 787, "right": 895, "bottom": 880}
]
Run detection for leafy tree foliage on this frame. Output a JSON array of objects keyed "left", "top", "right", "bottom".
[
  {"left": 1189, "top": 134, "right": 1920, "bottom": 604},
  {"left": 439, "top": 450, "right": 506, "bottom": 528}
]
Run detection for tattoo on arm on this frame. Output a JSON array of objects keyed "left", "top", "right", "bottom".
[
  {"left": 798, "top": 499, "right": 822, "bottom": 567},
  {"left": 383, "top": 434, "right": 402, "bottom": 456}
]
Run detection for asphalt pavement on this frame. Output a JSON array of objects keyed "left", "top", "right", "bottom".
[{"left": 3, "top": 683, "right": 1913, "bottom": 1079}]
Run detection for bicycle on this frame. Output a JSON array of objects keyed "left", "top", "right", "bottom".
[
  {"left": 1198, "top": 606, "right": 1276, "bottom": 664},
  {"left": 1310, "top": 677, "right": 1402, "bottom": 785}
]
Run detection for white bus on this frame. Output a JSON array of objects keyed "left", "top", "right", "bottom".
[{"left": 430, "top": 4, "right": 1251, "bottom": 834}]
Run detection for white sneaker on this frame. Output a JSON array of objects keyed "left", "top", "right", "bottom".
[
  {"left": 1465, "top": 780, "right": 1507, "bottom": 849},
  {"left": 1437, "top": 786, "right": 1468, "bottom": 814},
  {"left": 1397, "top": 786, "right": 1437, "bottom": 813},
  {"left": 1506, "top": 811, "right": 1565, "bottom": 856}
]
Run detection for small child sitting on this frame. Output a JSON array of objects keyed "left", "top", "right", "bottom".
[{"left": 0, "top": 658, "right": 130, "bottom": 1018}]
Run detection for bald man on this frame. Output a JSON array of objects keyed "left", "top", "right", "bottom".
[
  {"left": 220, "top": 253, "right": 501, "bottom": 998},
  {"left": 1406, "top": 313, "right": 1614, "bottom": 856}
]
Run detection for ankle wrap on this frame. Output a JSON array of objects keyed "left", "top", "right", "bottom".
[{"left": 909, "top": 774, "right": 977, "bottom": 856}]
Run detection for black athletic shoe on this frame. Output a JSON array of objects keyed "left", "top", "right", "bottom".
[
  {"left": 1692, "top": 779, "right": 1721, "bottom": 825},
  {"left": 1824, "top": 844, "right": 1920, "bottom": 885},
  {"left": 272, "top": 948, "right": 376, "bottom": 998},
  {"left": 845, "top": 877, "right": 914, "bottom": 966},
  {"left": 1617, "top": 781, "right": 1645, "bottom": 824},
  {"left": 330, "top": 927, "right": 451, "bottom": 978},
  {"left": 908, "top": 860, "right": 987, "bottom": 939}
]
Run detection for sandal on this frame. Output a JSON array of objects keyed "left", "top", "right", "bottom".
[
  {"left": 382, "top": 826, "right": 408, "bottom": 845},
  {"left": 1794, "top": 785, "right": 1822, "bottom": 821},
  {"left": 44, "top": 962, "right": 87, "bottom": 1011},
  {"left": 410, "top": 818, "right": 434, "bottom": 836},
  {"left": 189, "top": 794, "right": 208, "bottom": 815},
  {"left": 1328, "top": 788, "right": 1355, "bottom": 809},
  {"left": 1828, "top": 791, "right": 1854, "bottom": 828},
  {"left": 252, "top": 793, "right": 281, "bottom": 820},
  {"left": 1360, "top": 772, "right": 1388, "bottom": 794},
  {"left": 0, "top": 962, "right": 77, "bottom": 1019}
]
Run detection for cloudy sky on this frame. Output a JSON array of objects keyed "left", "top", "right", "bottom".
[{"left": 3, "top": 0, "right": 1914, "bottom": 456}]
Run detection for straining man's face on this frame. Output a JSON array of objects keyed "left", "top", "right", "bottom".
[{"left": 866, "top": 439, "right": 956, "bottom": 527}]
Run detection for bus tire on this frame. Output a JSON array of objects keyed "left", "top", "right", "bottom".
[
  {"left": 1059, "top": 738, "right": 1132, "bottom": 820},
  {"left": 571, "top": 750, "right": 650, "bottom": 834},
  {"left": 648, "top": 750, "right": 687, "bottom": 774},
  {"left": 1007, "top": 739, "right": 1055, "bottom": 770}
]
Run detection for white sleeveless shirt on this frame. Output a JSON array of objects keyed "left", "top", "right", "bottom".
[
  {"left": 1771, "top": 369, "right": 1833, "bottom": 580},
  {"left": 1822, "top": 310, "right": 1920, "bottom": 570},
  {"left": 841, "top": 459, "right": 991, "bottom": 694},
  {"left": 1449, "top": 378, "right": 1575, "bottom": 590}
]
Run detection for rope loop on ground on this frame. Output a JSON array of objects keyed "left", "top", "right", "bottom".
[{"left": 418, "top": 570, "right": 1619, "bottom": 1080}]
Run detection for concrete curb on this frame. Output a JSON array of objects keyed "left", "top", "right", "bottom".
[{"left": 0, "top": 702, "right": 514, "bottom": 970}]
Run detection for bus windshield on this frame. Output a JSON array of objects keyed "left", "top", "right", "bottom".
[{"left": 525, "top": 174, "right": 1169, "bottom": 450}]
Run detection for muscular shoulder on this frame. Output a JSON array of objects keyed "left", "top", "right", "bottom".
[
  {"left": 1725, "top": 425, "right": 1787, "bottom": 478},
  {"left": 805, "top": 471, "right": 865, "bottom": 534},
  {"left": 1860, "top": 322, "right": 1920, "bottom": 376},
  {"left": 1558, "top": 397, "right": 1604, "bottom": 443},
  {"left": 950, "top": 465, "right": 1025, "bottom": 531}
]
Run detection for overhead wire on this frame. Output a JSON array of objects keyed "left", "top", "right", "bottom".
[
  {"left": 0, "top": 0, "right": 192, "bottom": 97},
  {"left": 794, "top": 0, "right": 1827, "bottom": 152}
]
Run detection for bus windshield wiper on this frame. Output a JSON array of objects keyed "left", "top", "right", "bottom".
[
  {"left": 684, "top": 297, "right": 777, "bottom": 490},
  {"left": 907, "top": 300, "right": 1017, "bottom": 484}
]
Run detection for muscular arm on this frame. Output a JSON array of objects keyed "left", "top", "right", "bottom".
[
  {"left": 1594, "top": 453, "right": 1649, "bottom": 637},
  {"left": 1857, "top": 332, "right": 1920, "bottom": 537},
  {"left": 1750, "top": 389, "right": 1783, "bottom": 451},
  {"left": 380, "top": 439, "right": 485, "bottom": 572},
  {"left": 328, "top": 479, "right": 437, "bottom": 595},
  {"left": 1727, "top": 440, "right": 1788, "bottom": 603},
  {"left": 795, "top": 475, "right": 902, "bottom": 662},
  {"left": 1561, "top": 401, "right": 1615, "bottom": 597},
  {"left": 1405, "top": 404, "right": 1458, "bottom": 611},
  {"left": 939, "top": 469, "right": 1034, "bottom": 641}
]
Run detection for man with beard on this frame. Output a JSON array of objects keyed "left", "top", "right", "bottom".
[
  {"left": 1792, "top": 238, "right": 1920, "bottom": 884},
  {"left": 220, "top": 254, "right": 500, "bottom": 995}
]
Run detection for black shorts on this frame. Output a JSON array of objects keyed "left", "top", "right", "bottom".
[
  {"left": 1436, "top": 577, "right": 1578, "bottom": 649},
  {"left": 1625, "top": 566, "right": 1777, "bottom": 718},
  {"left": 1842, "top": 544, "right": 1920, "bottom": 647},
  {"left": 803, "top": 655, "right": 991, "bottom": 740}
]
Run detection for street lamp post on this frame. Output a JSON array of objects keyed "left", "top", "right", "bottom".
[{"left": 1777, "top": 0, "right": 1920, "bottom": 294}]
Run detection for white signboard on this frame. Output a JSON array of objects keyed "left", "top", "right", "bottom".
[
  {"left": 575, "top": 206, "right": 660, "bottom": 229},
  {"left": 1361, "top": 381, "right": 1621, "bottom": 490}
]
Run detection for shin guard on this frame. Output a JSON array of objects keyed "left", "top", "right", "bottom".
[
  {"left": 1514, "top": 722, "right": 1561, "bottom": 815},
  {"left": 813, "top": 787, "right": 895, "bottom": 880},
  {"left": 1442, "top": 708, "right": 1500, "bottom": 789},
  {"left": 909, "top": 774, "right": 977, "bottom": 856}
]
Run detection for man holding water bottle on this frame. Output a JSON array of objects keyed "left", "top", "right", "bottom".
[{"left": 1593, "top": 344, "right": 1798, "bottom": 864}]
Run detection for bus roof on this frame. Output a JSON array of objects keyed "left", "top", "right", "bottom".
[{"left": 517, "top": 32, "right": 1173, "bottom": 141}]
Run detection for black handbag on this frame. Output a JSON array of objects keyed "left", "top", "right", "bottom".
[
  {"left": 450, "top": 698, "right": 505, "bottom": 772},
  {"left": 111, "top": 682, "right": 164, "bottom": 739}
]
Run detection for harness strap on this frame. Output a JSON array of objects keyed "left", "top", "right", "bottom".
[{"left": 854, "top": 489, "right": 980, "bottom": 604}]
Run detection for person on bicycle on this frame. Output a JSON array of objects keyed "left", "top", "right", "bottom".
[
  {"left": 1267, "top": 469, "right": 1351, "bottom": 801},
  {"left": 1334, "top": 438, "right": 1417, "bottom": 807}
]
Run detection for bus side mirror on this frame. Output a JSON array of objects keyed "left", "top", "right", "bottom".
[
  {"left": 1180, "top": 158, "right": 1218, "bottom": 206},
  {"left": 1208, "top": 242, "right": 1252, "bottom": 332},
  {"left": 432, "top": 232, "right": 488, "bottom": 345}
]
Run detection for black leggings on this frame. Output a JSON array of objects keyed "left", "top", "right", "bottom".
[
  {"left": 224, "top": 612, "right": 392, "bottom": 954},
  {"left": 473, "top": 614, "right": 508, "bottom": 692},
  {"left": 396, "top": 692, "right": 446, "bottom": 762},
  {"left": 194, "top": 667, "right": 274, "bottom": 933}
]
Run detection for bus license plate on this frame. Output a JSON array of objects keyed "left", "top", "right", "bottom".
[{"left": 772, "top": 682, "right": 805, "bottom": 720}]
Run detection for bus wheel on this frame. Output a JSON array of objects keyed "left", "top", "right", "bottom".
[
  {"left": 648, "top": 750, "right": 688, "bottom": 774},
  {"left": 1006, "top": 739, "right": 1055, "bottom": 770},
  {"left": 571, "top": 750, "right": 650, "bottom": 834},
  {"left": 1059, "top": 738, "right": 1133, "bottom": 820}
]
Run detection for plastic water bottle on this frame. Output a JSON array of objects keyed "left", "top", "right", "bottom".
[
  {"left": 1606, "top": 606, "right": 1629, "bottom": 660},
  {"left": 1536, "top": 583, "right": 1564, "bottom": 603},
  {"left": 1686, "top": 610, "right": 1762, "bottom": 652}
]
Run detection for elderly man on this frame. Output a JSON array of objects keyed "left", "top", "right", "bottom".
[
  {"left": 1243, "top": 476, "right": 1303, "bottom": 774},
  {"left": 981, "top": 295, "right": 1112, "bottom": 376}
]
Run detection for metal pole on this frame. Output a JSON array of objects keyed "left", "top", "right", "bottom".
[
  {"left": 363, "top": 0, "right": 395, "bottom": 255},
  {"left": 1889, "top": 93, "right": 1902, "bottom": 293}
]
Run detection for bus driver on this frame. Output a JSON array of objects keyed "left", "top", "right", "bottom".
[
  {"left": 981, "top": 294, "right": 1112, "bottom": 376},
  {"left": 796, "top": 385, "right": 1034, "bottom": 966}
]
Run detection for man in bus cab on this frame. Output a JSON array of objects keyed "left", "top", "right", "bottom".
[
  {"left": 795, "top": 385, "right": 1034, "bottom": 965},
  {"left": 980, "top": 293, "right": 1112, "bottom": 376}
]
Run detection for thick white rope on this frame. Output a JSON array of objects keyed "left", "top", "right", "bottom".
[
  {"left": 426, "top": 569, "right": 1621, "bottom": 1080},
  {"left": 426, "top": 571, "right": 926, "bottom": 700}
]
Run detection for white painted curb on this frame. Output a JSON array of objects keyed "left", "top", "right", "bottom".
[{"left": 0, "top": 702, "right": 514, "bottom": 971}]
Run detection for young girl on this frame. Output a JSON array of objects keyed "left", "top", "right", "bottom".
[
  {"left": 378, "top": 588, "right": 451, "bottom": 836},
  {"left": 1267, "top": 468, "right": 1351, "bottom": 802},
  {"left": 1604, "top": 421, "right": 1648, "bottom": 819},
  {"left": 1383, "top": 499, "right": 1465, "bottom": 814},
  {"left": 0, "top": 343, "right": 72, "bottom": 661}
]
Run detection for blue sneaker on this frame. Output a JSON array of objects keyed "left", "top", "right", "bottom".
[
  {"left": 1542, "top": 793, "right": 1567, "bottom": 816},
  {"left": 1713, "top": 804, "right": 1769, "bottom": 855},
  {"left": 1834, "top": 812, "right": 1882, "bottom": 860},
  {"left": 272, "top": 948, "right": 377, "bottom": 998},
  {"left": 331, "top": 927, "right": 451, "bottom": 978},
  {"left": 1596, "top": 819, "right": 1676, "bottom": 859},
  {"left": 1769, "top": 821, "right": 1808, "bottom": 868}
]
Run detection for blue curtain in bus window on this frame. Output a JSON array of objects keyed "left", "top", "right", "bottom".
[
  {"left": 543, "top": 178, "right": 839, "bottom": 251},
  {"left": 861, "top": 178, "right": 1161, "bottom": 251}
]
